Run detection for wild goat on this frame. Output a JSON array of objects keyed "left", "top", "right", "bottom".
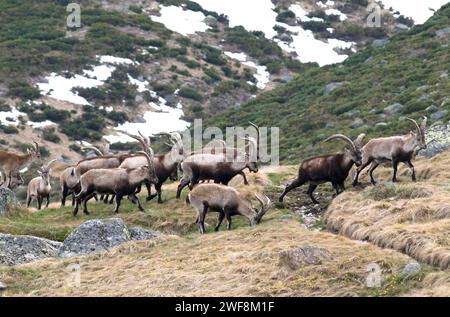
[
  {"left": 27, "top": 159, "right": 57, "bottom": 210},
  {"left": 352, "top": 117, "right": 427, "bottom": 186},
  {"left": 119, "top": 131, "right": 184, "bottom": 203},
  {"left": 75, "top": 151, "right": 157, "bottom": 215},
  {"left": 60, "top": 165, "right": 76, "bottom": 206},
  {"left": 279, "top": 134, "right": 365, "bottom": 204},
  {"left": 187, "top": 183, "right": 271, "bottom": 234},
  {"left": 176, "top": 150, "right": 259, "bottom": 199},
  {"left": 188, "top": 122, "right": 261, "bottom": 185},
  {"left": 0, "top": 142, "right": 40, "bottom": 188}
]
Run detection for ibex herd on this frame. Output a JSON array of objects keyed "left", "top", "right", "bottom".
[{"left": 1, "top": 117, "right": 428, "bottom": 234}]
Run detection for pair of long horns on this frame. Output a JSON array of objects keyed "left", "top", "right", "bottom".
[
  {"left": 156, "top": 132, "right": 183, "bottom": 148},
  {"left": 406, "top": 116, "right": 427, "bottom": 136},
  {"left": 323, "top": 134, "right": 359, "bottom": 151},
  {"left": 254, "top": 193, "right": 271, "bottom": 223},
  {"left": 119, "top": 130, "right": 154, "bottom": 157},
  {"left": 248, "top": 121, "right": 260, "bottom": 160}
]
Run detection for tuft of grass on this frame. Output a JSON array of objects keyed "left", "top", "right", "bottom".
[{"left": 363, "top": 183, "right": 431, "bottom": 200}]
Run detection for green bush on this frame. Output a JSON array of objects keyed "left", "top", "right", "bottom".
[
  {"left": 178, "top": 87, "right": 204, "bottom": 101},
  {"left": 8, "top": 81, "right": 41, "bottom": 100},
  {"left": 0, "top": 125, "right": 19, "bottom": 134},
  {"left": 42, "top": 127, "right": 61, "bottom": 143},
  {"left": 276, "top": 10, "right": 295, "bottom": 23},
  {"left": 0, "top": 100, "right": 12, "bottom": 112}
]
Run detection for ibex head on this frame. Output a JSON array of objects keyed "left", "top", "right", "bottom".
[
  {"left": 324, "top": 133, "right": 364, "bottom": 166},
  {"left": 406, "top": 116, "right": 427, "bottom": 150},
  {"left": 27, "top": 141, "right": 41, "bottom": 159},
  {"left": 250, "top": 193, "right": 271, "bottom": 226},
  {"left": 38, "top": 159, "right": 57, "bottom": 186}
]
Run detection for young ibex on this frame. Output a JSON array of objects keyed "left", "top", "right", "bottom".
[
  {"left": 27, "top": 159, "right": 57, "bottom": 210},
  {"left": 352, "top": 117, "right": 427, "bottom": 186},
  {"left": 279, "top": 134, "right": 365, "bottom": 204},
  {"left": 119, "top": 131, "right": 184, "bottom": 203},
  {"left": 176, "top": 150, "right": 259, "bottom": 199},
  {"left": 187, "top": 183, "right": 271, "bottom": 234},
  {"left": 0, "top": 142, "right": 40, "bottom": 188},
  {"left": 75, "top": 150, "right": 157, "bottom": 215}
]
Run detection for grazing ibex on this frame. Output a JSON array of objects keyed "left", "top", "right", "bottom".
[
  {"left": 176, "top": 149, "right": 259, "bottom": 199},
  {"left": 0, "top": 142, "right": 40, "bottom": 188},
  {"left": 27, "top": 159, "right": 57, "bottom": 210},
  {"left": 75, "top": 151, "right": 157, "bottom": 215},
  {"left": 119, "top": 131, "right": 184, "bottom": 203},
  {"left": 279, "top": 134, "right": 365, "bottom": 204},
  {"left": 187, "top": 183, "right": 271, "bottom": 234},
  {"left": 352, "top": 117, "right": 427, "bottom": 186}
]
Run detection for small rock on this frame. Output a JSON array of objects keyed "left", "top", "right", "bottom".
[
  {"left": 324, "top": 82, "right": 348, "bottom": 95},
  {"left": 350, "top": 118, "right": 364, "bottom": 128},
  {"left": 431, "top": 110, "right": 448, "bottom": 120},
  {"left": 325, "top": 122, "right": 335, "bottom": 129},
  {"left": 426, "top": 105, "right": 438, "bottom": 112},
  {"left": 280, "top": 75, "right": 294, "bottom": 83},
  {"left": 0, "top": 281, "right": 7, "bottom": 290},
  {"left": 435, "top": 27, "right": 450, "bottom": 38},
  {"left": 134, "top": 95, "right": 144, "bottom": 104},
  {"left": 279, "top": 245, "right": 332, "bottom": 270},
  {"left": 384, "top": 103, "right": 404, "bottom": 115},
  {"left": 402, "top": 262, "right": 421, "bottom": 275},
  {"left": 379, "top": 59, "right": 389, "bottom": 65},
  {"left": 395, "top": 23, "right": 410, "bottom": 32},
  {"left": 376, "top": 122, "right": 388, "bottom": 127},
  {"left": 371, "top": 38, "right": 389, "bottom": 48},
  {"left": 278, "top": 33, "right": 292, "bottom": 42},
  {"left": 343, "top": 110, "right": 360, "bottom": 118},
  {"left": 204, "top": 15, "right": 218, "bottom": 27},
  {"left": 129, "top": 227, "right": 160, "bottom": 241},
  {"left": 364, "top": 56, "right": 374, "bottom": 63}
]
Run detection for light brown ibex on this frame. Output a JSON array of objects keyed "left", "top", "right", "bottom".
[
  {"left": 0, "top": 142, "right": 40, "bottom": 188},
  {"left": 27, "top": 159, "right": 57, "bottom": 210},
  {"left": 352, "top": 117, "right": 427, "bottom": 185},
  {"left": 187, "top": 183, "right": 271, "bottom": 234}
]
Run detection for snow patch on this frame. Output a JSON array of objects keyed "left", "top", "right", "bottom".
[
  {"left": 290, "top": 4, "right": 324, "bottom": 22},
  {"left": 378, "top": 0, "right": 448, "bottom": 24},
  {"left": 325, "top": 8, "right": 347, "bottom": 21},
  {"left": 224, "top": 51, "right": 270, "bottom": 89},
  {"left": 150, "top": 5, "right": 210, "bottom": 36}
]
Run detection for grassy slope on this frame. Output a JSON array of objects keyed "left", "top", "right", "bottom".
[
  {"left": 0, "top": 153, "right": 449, "bottom": 296},
  {"left": 204, "top": 4, "right": 450, "bottom": 162}
]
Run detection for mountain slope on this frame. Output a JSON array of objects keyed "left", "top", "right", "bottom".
[{"left": 204, "top": 3, "right": 450, "bottom": 162}]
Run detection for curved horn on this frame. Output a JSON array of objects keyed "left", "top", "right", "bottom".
[
  {"left": 119, "top": 130, "right": 148, "bottom": 151},
  {"left": 406, "top": 118, "right": 421, "bottom": 135},
  {"left": 248, "top": 121, "right": 260, "bottom": 160},
  {"left": 33, "top": 141, "right": 39, "bottom": 152},
  {"left": 137, "top": 150, "right": 155, "bottom": 175},
  {"left": 45, "top": 159, "right": 58, "bottom": 170},
  {"left": 81, "top": 146, "right": 103, "bottom": 156},
  {"left": 138, "top": 131, "right": 150, "bottom": 147},
  {"left": 324, "top": 134, "right": 356, "bottom": 151},
  {"left": 354, "top": 133, "right": 366, "bottom": 148},
  {"left": 254, "top": 193, "right": 271, "bottom": 223}
]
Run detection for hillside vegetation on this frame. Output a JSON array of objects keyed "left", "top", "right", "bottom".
[{"left": 204, "top": 4, "right": 450, "bottom": 162}]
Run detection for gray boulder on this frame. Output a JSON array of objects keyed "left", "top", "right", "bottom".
[
  {"left": 402, "top": 262, "right": 421, "bottom": 275},
  {"left": 279, "top": 245, "right": 332, "bottom": 270},
  {"left": 394, "top": 23, "right": 410, "bottom": 32},
  {"left": 59, "top": 218, "right": 131, "bottom": 257},
  {"left": 204, "top": 15, "right": 218, "bottom": 27},
  {"left": 59, "top": 218, "right": 161, "bottom": 257},
  {"left": 0, "top": 188, "right": 17, "bottom": 216},
  {"left": 426, "top": 104, "right": 438, "bottom": 112},
  {"left": 384, "top": 103, "right": 404, "bottom": 115},
  {"left": 431, "top": 110, "right": 448, "bottom": 120},
  {"left": 129, "top": 227, "right": 160, "bottom": 241},
  {"left": 350, "top": 118, "right": 364, "bottom": 128},
  {"left": 371, "top": 38, "right": 389, "bottom": 48},
  {"left": 0, "top": 234, "right": 62, "bottom": 266},
  {"left": 435, "top": 27, "right": 450, "bottom": 38},
  {"left": 324, "top": 82, "right": 348, "bottom": 95}
]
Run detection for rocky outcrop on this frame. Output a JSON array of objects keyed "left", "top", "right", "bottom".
[
  {"left": 59, "top": 218, "right": 131, "bottom": 257},
  {"left": 0, "top": 188, "right": 17, "bottom": 216},
  {"left": 384, "top": 103, "right": 404, "bottom": 115},
  {"left": 324, "top": 82, "right": 348, "bottom": 95},
  {"left": 278, "top": 245, "right": 332, "bottom": 270},
  {"left": 420, "top": 123, "right": 450, "bottom": 157},
  {"left": 0, "top": 218, "right": 161, "bottom": 265},
  {"left": 0, "top": 234, "right": 62, "bottom": 266}
]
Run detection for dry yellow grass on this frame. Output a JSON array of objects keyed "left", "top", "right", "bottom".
[
  {"left": 325, "top": 151, "right": 450, "bottom": 269},
  {"left": 0, "top": 220, "right": 418, "bottom": 297}
]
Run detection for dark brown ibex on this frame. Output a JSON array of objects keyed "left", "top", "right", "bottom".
[
  {"left": 187, "top": 183, "right": 271, "bottom": 234},
  {"left": 279, "top": 134, "right": 365, "bottom": 204}
]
